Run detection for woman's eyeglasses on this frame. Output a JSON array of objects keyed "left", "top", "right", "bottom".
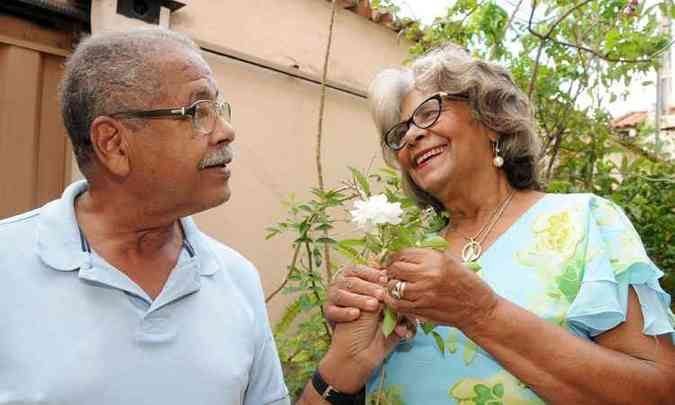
[{"left": 384, "top": 92, "right": 468, "bottom": 151}]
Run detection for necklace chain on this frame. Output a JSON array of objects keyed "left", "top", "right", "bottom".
[{"left": 450, "top": 190, "right": 516, "bottom": 263}]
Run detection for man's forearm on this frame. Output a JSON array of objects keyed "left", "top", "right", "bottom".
[
  {"left": 296, "top": 351, "right": 370, "bottom": 405},
  {"left": 296, "top": 381, "right": 327, "bottom": 405}
]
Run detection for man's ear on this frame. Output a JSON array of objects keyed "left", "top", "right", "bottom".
[{"left": 90, "top": 116, "right": 131, "bottom": 177}]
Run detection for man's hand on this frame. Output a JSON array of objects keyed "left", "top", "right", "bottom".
[
  {"left": 324, "top": 265, "right": 387, "bottom": 323},
  {"left": 318, "top": 309, "right": 401, "bottom": 394}
]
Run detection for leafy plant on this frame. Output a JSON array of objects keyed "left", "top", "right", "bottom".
[
  {"left": 265, "top": 184, "right": 355, "bottom": 399},
  {"left": 267, "top": 167, "right": 453, "bottom": 401}
]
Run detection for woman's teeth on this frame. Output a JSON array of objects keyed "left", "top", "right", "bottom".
[{"left": 416, "top": 145, "right": 447, "bottom": 166}]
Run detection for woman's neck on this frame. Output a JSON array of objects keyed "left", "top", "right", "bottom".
[{"left": 440, "top": 170, "right": 512, "bottom": 227}]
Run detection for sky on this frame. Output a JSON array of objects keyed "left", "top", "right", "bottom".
[{"left": 389, "top": 0, "right": 673, "bottom": 118}]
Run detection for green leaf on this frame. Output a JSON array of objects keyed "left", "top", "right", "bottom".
[
  {"left": 421, "top": 321, "right": 435, "bottom": 334},
  {"left": 464, "top": 338, "right": 477, "bottom": 366},
  {"left": 273, "top": 297, "right": 302, "bottom": 336},
  {"left": 492, "top": 383, "right": 504, "bottom": 398},
  {"left": 349, "top": 166, "right": 371, "bottom": 197},
  {"left": 314, "top": 223, "right": 333, "bottom": 231},
  {"left": 431, "top": 330, "right": 445, "bottom": 356},
  {"left": 474, "top": 384, "right": 494, "bottom": 403},
  {"left": 417, "top": 235, "right": 449, "bottom": 250},
  {"left": 382, "top": 306, "right": 397, "bottom": 337},
  {"left": 315, "top": 237, "right": 336, "bottom": 245},
  {"left": 333, "top": 244, "right": 367, "bottom": 265},
  {"left": 446, "top": 330, "right": 458, "bottom": 353},
  {"left": 337, "top": 238, "right": 366, "bottom": 248},
  {"left": 365, "top": 234, "right": 383, "bottom": 253},
  {"left": 555, "top": 257, "right": 584, "bottom": 303},
  {"left": 466, "top": 262, "right": 482, "bottom": 272}
]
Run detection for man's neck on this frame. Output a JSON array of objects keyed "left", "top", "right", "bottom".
[
  {"left": 74, "top": 187, "right": 187, "bottom": 300},
  {"left": 76, "top": 188, "right": 183, "bottom": 257}
]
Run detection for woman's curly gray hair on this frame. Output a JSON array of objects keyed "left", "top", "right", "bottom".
[{"left": 369, "top": 43, "right": 541, "bottom": 213}]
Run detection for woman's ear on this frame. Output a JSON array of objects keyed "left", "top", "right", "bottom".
[{"left": 89, "top": 116, "right": 131, "bottom": 177}]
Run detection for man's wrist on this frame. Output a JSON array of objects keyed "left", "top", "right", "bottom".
[{"left": 317, "top": 350, "right": 370, "bottom": 394}]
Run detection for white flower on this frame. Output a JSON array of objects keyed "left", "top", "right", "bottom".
[{"left": 350, "top": 194, "right": 403, "bottom": 232}]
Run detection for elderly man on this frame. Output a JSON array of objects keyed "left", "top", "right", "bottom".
[
  {"left": 0, "top": 27, "right": 396, "bottom": 405},
  {"left": 0, "top": 28, "right": 290, "bottom": 404}
]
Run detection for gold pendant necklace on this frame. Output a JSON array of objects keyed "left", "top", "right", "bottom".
[
  {"left": 460, "top": 190, "right": 515, "bottom": 263},
  {"left": 461, "top": 239, "right": 482, "bottom": 263}
]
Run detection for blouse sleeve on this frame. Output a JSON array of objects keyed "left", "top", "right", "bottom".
[{"left": 565, "top": 195, "right": 674, "bottom": 342}]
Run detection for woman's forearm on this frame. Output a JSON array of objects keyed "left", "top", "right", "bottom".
[{"left": 463, "top": 293, "right": 675, "bottom": 404}]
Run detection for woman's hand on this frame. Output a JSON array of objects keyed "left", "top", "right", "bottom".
[
  {"left": 383, "top": 248, "right": 500, "bottom": 331},
  {"left": 323, "top": 265, "right": 413, "bottom": 338}
]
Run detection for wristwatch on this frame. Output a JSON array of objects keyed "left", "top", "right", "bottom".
[{"left": 311, "top": 369, "right": 364, "bottom": 404}]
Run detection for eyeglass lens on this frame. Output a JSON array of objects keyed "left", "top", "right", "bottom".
[
  {"left": 386, "top": 97, "right": 441, "bottom": 149},
  {"left": 193, "top": 101, "right": 231, "bottom": 134}
]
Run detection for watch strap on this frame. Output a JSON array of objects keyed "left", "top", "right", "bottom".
[{"left": 311, "top": 369, "right": 362, "bottom": 404}]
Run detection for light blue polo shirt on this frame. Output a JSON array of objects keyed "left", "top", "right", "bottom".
[{"left": 0, "top": 181, "right": 290, "bottom": 405}]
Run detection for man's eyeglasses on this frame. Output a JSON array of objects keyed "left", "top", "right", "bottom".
[
  {"left": 110, "top": 99, "right": 232, "bottom": 136},
  {"left": 384, "top": 92, "right": 469, "bottom": 151}
]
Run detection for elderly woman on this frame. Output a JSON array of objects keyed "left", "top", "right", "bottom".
[{"left": 297, "top": 43, "right": 675, "bottom": 405}]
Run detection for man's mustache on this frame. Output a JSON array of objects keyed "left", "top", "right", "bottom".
[{"left": 198, "top": 147, "right": 233, "bottom": 169}]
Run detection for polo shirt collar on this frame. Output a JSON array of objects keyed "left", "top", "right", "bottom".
[
  {"left": 180, "top": 216, "right": 221, "bottom": 276},
  {"left": 36, "top": 180, "right": 222, "bottom": 277},
  {"left": 36, "top": 180, "right": 90, "bottom": 272}
]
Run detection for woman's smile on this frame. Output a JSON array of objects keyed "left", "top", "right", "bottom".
[{"left": 412, "top": 144, "right": 449, "bottom": 170}]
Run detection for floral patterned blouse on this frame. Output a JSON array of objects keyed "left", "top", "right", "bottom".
[{"left": 366, "top": 193, "right": 675, "bottom": 405}]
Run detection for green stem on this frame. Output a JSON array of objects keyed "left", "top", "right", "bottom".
[
  {"left": 305, "top": 241, "right": 332, "bottom": 339},
  {"left": 375, "top": 364, "right": 386, "bottom": 405},
  {"left": 265, "top": 214, "right": 318, "bottom": 303}
]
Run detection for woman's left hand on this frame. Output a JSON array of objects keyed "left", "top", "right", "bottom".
[{"left": 383, "top": 247, "right": 500, "bottom": 331}]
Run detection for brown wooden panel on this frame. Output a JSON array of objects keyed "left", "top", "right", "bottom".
[
  {"left": 0, "top": 45, "right": 42, "bottom": 218},
  {"left": 36, "top": 54, "right": 68, "bottom": 207},
  {"left": 0, "top": 14, "right": 75, "bottom": 54}
]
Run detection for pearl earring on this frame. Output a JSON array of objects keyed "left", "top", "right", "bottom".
[{"left": 493, "top": 139, "right": 504, "bottom": 168}]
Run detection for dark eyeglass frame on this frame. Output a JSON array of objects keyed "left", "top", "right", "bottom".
[
  {"left": 384, "top": 91, "right": 469, "bottom": 151},
  {"left": 110, "top": 99, "right": 232, "bottom": 135}
]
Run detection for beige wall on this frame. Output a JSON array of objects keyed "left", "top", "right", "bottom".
[{"left": 171, "top": 0, "right": 409, "bottom": 92}]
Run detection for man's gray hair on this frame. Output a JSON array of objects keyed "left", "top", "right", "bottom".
[
  {"left": 369, "top": 43, "right": 541, "bottom": 213},
  {"left": 59, "top": 28, "right": 201, "bottom": 171}
]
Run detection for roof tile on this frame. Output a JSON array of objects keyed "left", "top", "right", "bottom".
[
  {"left": 611, "top": 111, "right": 648, "bottom": 129},
  {"left": 328, "top": 0, "right": 397, "bottom": 30}
]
